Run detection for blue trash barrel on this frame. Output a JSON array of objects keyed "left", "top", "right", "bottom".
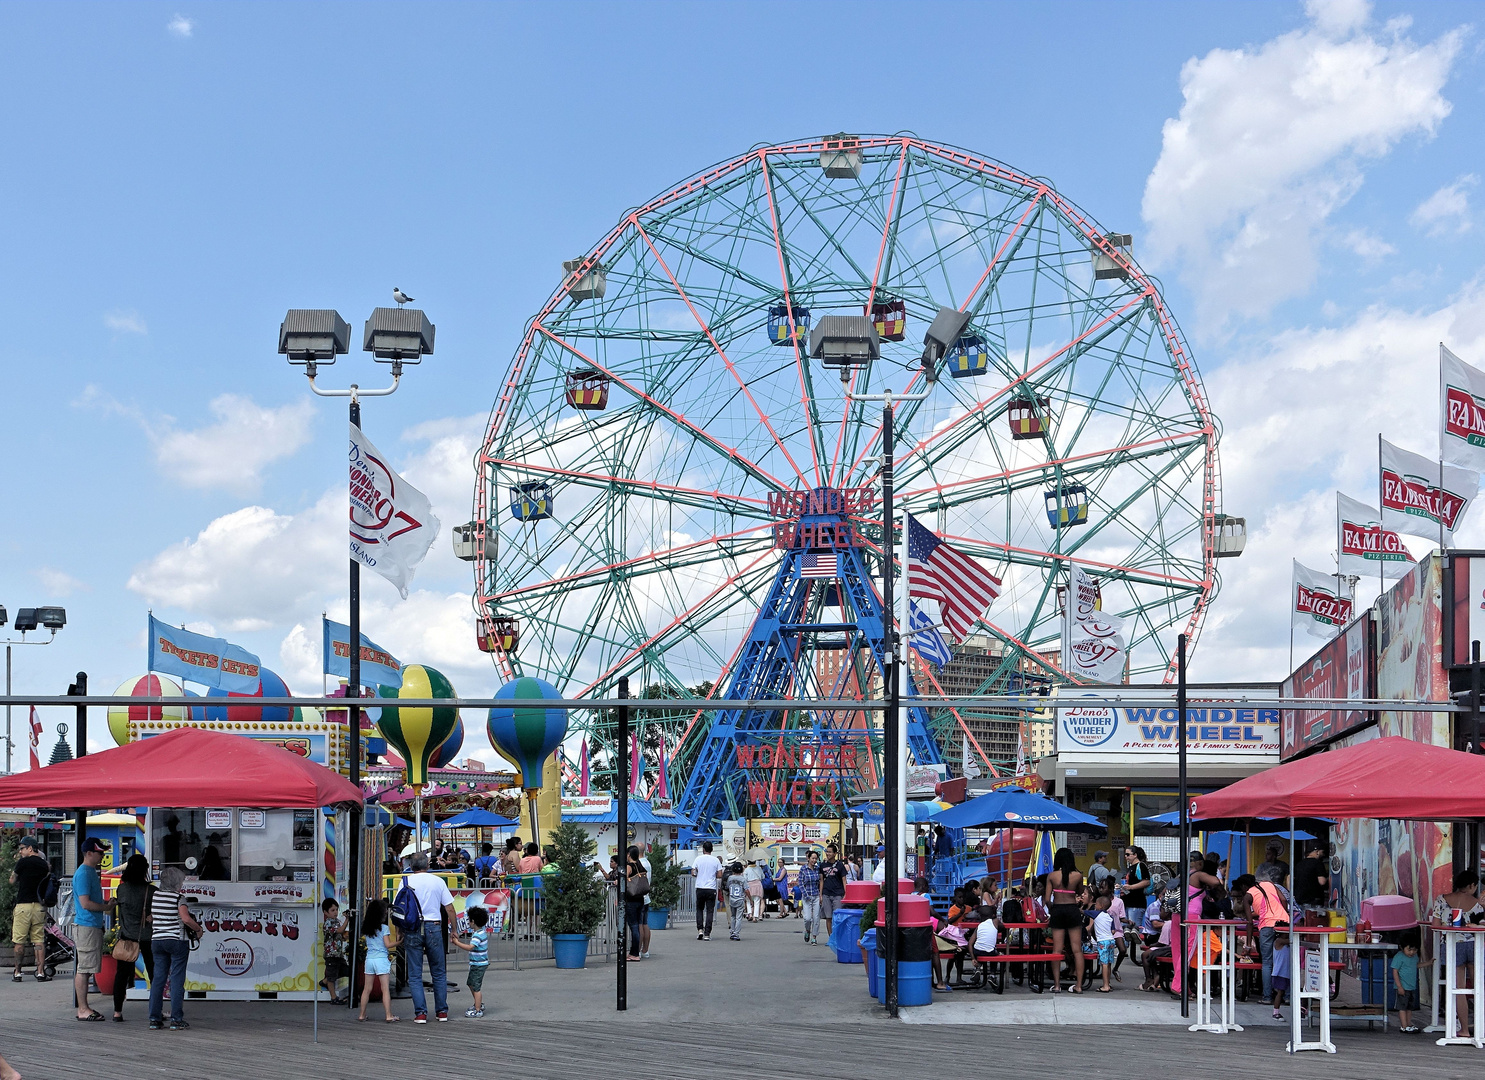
[
  {"left": 862, "top": 928, "right": 879, "bottom": 999},
  {"left": 899, "top": 959, "right": 933, "bottom": 1006},
  {"left": 831, "top": 909, "right": 864, "bottom": 963}
]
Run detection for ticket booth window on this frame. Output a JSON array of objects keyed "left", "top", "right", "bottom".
[
  {"left": 152, "top": 809, "right": 234, "bottom": 880},
  {"left": 237, "top": 809, "right": 317, "bottom": 883}
]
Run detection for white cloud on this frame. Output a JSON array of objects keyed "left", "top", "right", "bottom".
[
  {"left": 1338, "top": 227, "right": 1396, "bottom": 264},
  {"left": 1411, "top": 174, "right": 1477, "bottom": 236},
  {"left": 1142, "top": 4, "right": 1461, "bottom": 330},
  {"left": 104, "top": 310, "right": 147, "bottom": 335},
  {"left": 129, "top": 413, "right": 497, "bottom": 696},
  {"left": 34, "top": 567, "right": 88, "bottom": 597},
  {"left": 167, "top": 14, "right": 193, "bottom": 38},
  {"left": 1193, "top": 273, "right": 1485, "bottom": 680},
  {"left": 153, "top": 394, "right": 315, "bottom": 495}
]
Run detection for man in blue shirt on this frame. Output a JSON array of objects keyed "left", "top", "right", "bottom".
[{"left": 72, "top": 837, "right": 115, "bottom": 1021}]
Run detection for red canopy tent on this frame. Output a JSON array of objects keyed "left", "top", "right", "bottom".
[
  {"left": 1191, "top": 736, "right": 1485, "bottom": 822},
  {"left": 0, "top": 726, "right": 363, "bottom": 809}
]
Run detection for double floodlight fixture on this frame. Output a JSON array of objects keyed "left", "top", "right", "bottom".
[
  {"left": 918, "top": 305, "right": 973, "bottom": 384},
  {"left": 10, "top": 606, "right": 66, "bottom": 633},
  {"left": 281, "top": 306, "right": 434, "bottom": 393},
  {"left": 810, "top": 315, "right": 880, "bottom": 383}
]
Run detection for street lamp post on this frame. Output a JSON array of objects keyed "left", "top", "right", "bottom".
[
  {"left": 811, "top": 305, "right": 968, "bottom": 1019},
  {"left": 2, "top": 606, "right": 67, "bottom": 774},
  {"left": 281, "top": 304, "right": 434, "bottom": 1008}
]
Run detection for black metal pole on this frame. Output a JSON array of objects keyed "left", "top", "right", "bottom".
[
  {"left": 1471, "top": 640, "right": 1481, "bottom": 754},
  {"left": 881, "top": 402, "right": 899, "bottom": 1018},
  {"left": 1177, "top": 633, "right": 1189, "bottom": 1019},
  {"left": 347, "top": 396, "right": 363, "bottom": 1007},
  {"left": 69, "top": 672, "right": 87, "bottom": 857},
  {"left": 617, "top": 676, "right": 629, "bottom": 1012}
]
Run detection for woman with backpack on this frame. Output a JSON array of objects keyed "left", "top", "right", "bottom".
[{"left": 624, "top": 846, "right": 650, "bottom": 960}]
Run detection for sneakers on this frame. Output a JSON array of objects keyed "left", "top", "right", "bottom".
[
  {"left": 697, "top": 932, "right": 705, "bottom": 940},
  {"left": 703, "top": 934, "right": 710, "bottom": 941},
  {"left": 1271, "top": 1009, "right": 1283, "bottom": 1020},
  {"left": 169, "top": 1020, "right": 190, "bottom": 1030},
  {"left": 149, "top": 1019, "right": 163, "bottom": 1030},
  {"left": 729, "top": 934, "right": 740, "bottom": 941},
  {"left": 811, "top": 939, "right": 818, "bottom": 946},
  {"left": 436, "top": 1011, "right": 449, "bottom": 1022},
  {"left": 641, "top": 951, "right": 650, "bottom": 959},
  {"left": 803, "top": 934, "right": 811, "bottom": 944},
  {"left": 464, "top": 1007, "right": 483, "bottom": 1018},
  {"left": 413, "top": 1013, "right": 428, "bottom": 1024}
]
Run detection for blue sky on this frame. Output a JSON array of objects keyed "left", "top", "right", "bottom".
[{"left": 2, "top": 0, "right": 1482, "bottom": 760}]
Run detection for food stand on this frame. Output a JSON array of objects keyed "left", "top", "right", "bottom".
[{"left": 0, "top": 726, "right": 364, "bottom": 1027}]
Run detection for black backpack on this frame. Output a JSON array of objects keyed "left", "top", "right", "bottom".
[{"left": 40, "top": 871, "right": 60, "bottom": 908}]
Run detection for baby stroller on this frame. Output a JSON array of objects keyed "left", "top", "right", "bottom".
[{"left": 41, "top": 915, "right": 76, "bottom": 980}]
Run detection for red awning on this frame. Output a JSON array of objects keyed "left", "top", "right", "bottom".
[
  {"left": 0, "top": 727, "right": 363, "bottom": 810},
  {"left": 1192, "top": 736, "right": 1485, "bottom": 822}
]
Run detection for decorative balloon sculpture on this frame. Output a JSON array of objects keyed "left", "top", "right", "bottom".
[
  {"left": 429, "top": 718, "right": 464, "bottom": 769},
  {"left": 378, "top": 664, "right": 460, "bottom": 850},
  {"left": 108, "top": 674, "right": 188, "bottom": 745},
  {"left": 205, "top": 667, "right": 294, "bottom": 723},
  {"left": 487, "top": 676, "right": 567, "bottom": 844}
]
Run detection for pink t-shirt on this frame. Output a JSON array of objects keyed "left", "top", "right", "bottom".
[{"left": 1109, "top": 895, "right": 1127, "bottom": 926}]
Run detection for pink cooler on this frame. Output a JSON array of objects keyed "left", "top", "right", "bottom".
[
  {"left": 844, "top": 881, "right": 880, "bottom": 906},
  {"left": 897, "top": 878, "right": 916, "bottom": 895},
  {"left": 1360, "top": 895, "right": 1418, "bottom": 931}
]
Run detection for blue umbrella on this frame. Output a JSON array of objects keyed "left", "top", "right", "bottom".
[
  {"left": 930, "top": 788, "right": 1106, "bottom": 832},
  {"left": 436, "top": 807, "right": 519, "bottom": 829}
]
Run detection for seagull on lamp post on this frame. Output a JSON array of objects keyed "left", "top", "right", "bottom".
[{"left": 393, "top": 287, "right": 414, "bottom": 306}]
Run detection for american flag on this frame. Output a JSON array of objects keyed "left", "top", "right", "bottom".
[
  {"left": 29, "top": 706, "right": 42, "bottom": 771},
  {"left": 908, "top": 601, "right": 953, "bottom": 667},
  {"left": 799, "top": 551, "right": 839, "bottom": 578},
  {"left": 907, "top": 515, "right": 1002, "bottom": 641}
]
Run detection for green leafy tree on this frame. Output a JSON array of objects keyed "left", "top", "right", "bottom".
[
  {"left": 0, "top": 833, "right": 20, "bottom": 941},
  {"left": 646, "top": 841, "right": 682, "bottom": 910},
  {"left": 539, "top": 822, "right": 609, "bottom": 938}
]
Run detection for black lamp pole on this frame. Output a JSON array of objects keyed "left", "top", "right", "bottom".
[
  {"left": 347, "top": 395, "right": 363, "bottom": 1007},
  {"left": 1177, "top": 633, "right": 1189, "bottom": 1019},
  {"left": 617, "top": 677, "right": 630, "bottom": 1011},
  {"left": 881, "top": 402, "right": 899, "bottom": 1019}
]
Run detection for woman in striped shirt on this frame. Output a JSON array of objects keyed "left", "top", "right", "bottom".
[{"left": 148, "top": 867, "right": 204, "bottom": 1031}]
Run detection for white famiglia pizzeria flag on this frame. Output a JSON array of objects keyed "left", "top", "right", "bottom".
[
  {"left": 349, "top": 422, "right": 440, "bottom": 598},
  {"left": 1337, "top": 492, "right": 1412, "bottom": 579},
  {"left": 1292, "top": 560, "right": 1352, "bottom": 640},
  {"left": 1379, "top": 438, "right": 1478, "bottom": 546},
  {"left": 1440, "top": 344, "right": 1485, "bottom": 472}
]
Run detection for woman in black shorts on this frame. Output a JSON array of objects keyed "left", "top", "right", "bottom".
[{"left": 1044, "top": 847, "right": 1085, "bottom": 993}]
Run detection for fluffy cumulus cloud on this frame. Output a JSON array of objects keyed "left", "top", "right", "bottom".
[
  {"left": 167, "top": 14, "right": 193, "bottom": 38},
  {"left": 152, "top": 394, "right": 315, "bottom": 495},
  {"left": 1411, "top": 174, "right": 1477, "bottom": 237},
  {"left": 129, "top": 414, "right": 498, "bottom": 698},
  {"left": 1142, "top": 0, "right": 1461, "bottom": 330},
  {"left": 1193, "top": 275, "right": 1485, "bottom": 680}
]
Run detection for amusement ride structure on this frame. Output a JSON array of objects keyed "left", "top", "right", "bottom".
[{"left": 464, "top": 134, "right": 1229, "bottom": 837}]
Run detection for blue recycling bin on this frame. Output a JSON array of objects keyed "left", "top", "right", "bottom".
[
  {"left": 862, "top": 928, "right": 879, "bottom": 998},
  {"left": 831, "top": 908, "right": 864, "bottom": 963},
  {"left": 899, "top": 959, "right": 933, "bottom": 1006}
]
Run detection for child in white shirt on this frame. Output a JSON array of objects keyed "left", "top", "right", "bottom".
[{"left": 1092, "top": 893, "right": 1118, "bottom": 992}]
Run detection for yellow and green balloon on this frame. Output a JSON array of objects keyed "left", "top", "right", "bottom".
[{"left": 377, "top": 664, "right": 459, "bottom": 786}]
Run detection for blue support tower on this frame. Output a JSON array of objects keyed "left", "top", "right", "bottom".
[{"left": 677, "top": 489, "right": 942, "bottom": 842}]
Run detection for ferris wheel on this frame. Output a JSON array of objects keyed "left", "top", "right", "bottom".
[{"left": 469, "top": 134, "right": 1226, "bottom": 788}]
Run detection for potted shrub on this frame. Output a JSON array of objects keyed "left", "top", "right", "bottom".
[
  {"left": 0, "top": 835, "right": 18, "bottom": 971},
  {"left": 645, "top": 842, "right": 681, "bottom": 930},
  {"left": 539, "top": 822, "right": 609, "bottom": 969}
]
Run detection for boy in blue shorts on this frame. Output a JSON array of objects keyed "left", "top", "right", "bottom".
[{"left": 452, "top": 906, "right": 490, "bottom": 1017}]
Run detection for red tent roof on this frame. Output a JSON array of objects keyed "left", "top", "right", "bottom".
[
  {"left": 0, "top": 727, "right": 363, "bottom": 809},
  {"left": 1192, "top": 736, "right": 1485, "bottom": 822}
]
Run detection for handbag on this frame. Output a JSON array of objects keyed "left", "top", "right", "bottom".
[
  {"left": 626, "top": 872, "right": 650, "bottom": 898},
  {"left": 112, "top": 938, "right": 141, "bottom": 963}
]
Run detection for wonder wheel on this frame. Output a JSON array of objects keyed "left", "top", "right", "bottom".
[{"left": 470, "top": 134, "right": 1224, "bottom": 791}]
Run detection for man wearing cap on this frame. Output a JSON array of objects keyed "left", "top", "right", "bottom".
[
  {"left": 10, "top": 836, "right": 51, "bottom": 982},
  {"left": 872, "top": 844, "right": 887, "bottom": 884},
  {"left": 72, "top": 837, "right": 115, "bottom": 1020},
  {"left": 1089, "top": 851, "right": 1113, "bottom": 890}
]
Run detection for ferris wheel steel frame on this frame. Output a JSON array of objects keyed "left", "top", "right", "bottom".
[{"left": 473, "top": 134, "right": 1223, "bottom": 796}]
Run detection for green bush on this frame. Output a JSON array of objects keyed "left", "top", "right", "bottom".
[
  {"left": 539, "top": 822, "right": 609, "bottom": 938},
  {"left": 0, "top": 834, "right": 19, "bottom": 941},
  {"left": 646, "top": 841, "right": 681, "bottom": 910}
]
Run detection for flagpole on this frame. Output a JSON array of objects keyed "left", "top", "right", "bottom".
[{"left": 1378, "top": 434, "right": 1385, "bottom": 602}]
